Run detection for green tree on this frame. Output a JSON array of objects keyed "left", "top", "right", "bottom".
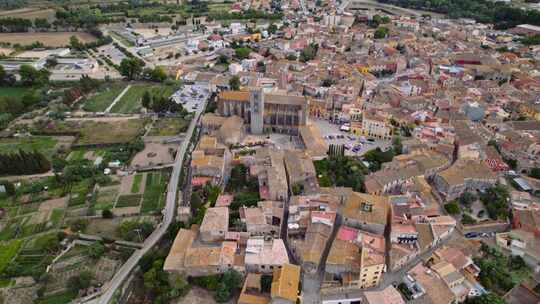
[
  {"left": 142, "top": 90, "right": 152, "bottom": 108},
  {"left": 150, "top": 66, "right": 167, "bottom": 82},
  {"left": 234, "top": 47, "right": 251, "bottom": 59},
  {"left": 87, "top": 242, "right": 105, "bottom": 259},
  {"left": 19, "top": 64, "right": 48, "bottom": 86},
  {"left": 529, "top": 167, "right": 540, "bottom": 179},
  {"left": 444, "top": 201, "right": 460, "bottom": 215},
  {"left": 229, "top": 75, "right": 240, "bottom": 90},
  {"left": 102, "top": 208, "right": 113, "bottom": 219},
  {"left": 299, "top": 44, "right": 318, "bottom": 62},
  {"left": 459, "top": 192, "right": 476, "bottom": 207},
  {"left": 0, "top": 65, "right": 6, "bottom": 84},
  {"left": 374, "top": 27, "right": 389, "bottom": 39},
  {"left": 119, "top": 57, "right": 145, "bottom": 80},
  {"left": 214, "top": 270, "right": 242, "bottom": 302},
  {"left": 464, "top": 293, "right": 505, "bottom": 304},
  {"left": 69, "top": 35, "right": 84, "bottom": 51},
  {"left": 67, "top": 271, "right": 92, "bottom": 293}
]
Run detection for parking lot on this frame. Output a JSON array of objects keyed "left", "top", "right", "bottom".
[
  {"left": 171, "top": 84, "right": 209, "bottom": 113},
  {"left": 96, "top": 44, "right": 127, "bottom": 65},
  {"left": 312, "top": 119, "right": 391, "bottom": 157}
]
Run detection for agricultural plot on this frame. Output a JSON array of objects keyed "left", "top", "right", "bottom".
[
  {"left": 68, "top": 179, "right": 94, "bottom": 207},
  {"left": 147, "top": 117, "right": 190, "bottom": 136},
  {"left": 0, "top": 240, "right": 23, "bottom": 273},
  {"left": 94, "top": 185, "right": 119, "bottom": 211},
  {"left": 110, "top": 84, "right": 175, "bottom": 114},
  {"left": 141, "top": 170, "right": 170, "bottom": 213},
  {"left": 0, "top": 136, "right": 58, "bottom": 160},
  {"left": 115, "top": 194, "right": 142, "bottom": 208},
  {"left": 82, "top": 83, "right": 127, "bottom": 112},
  {"left": 76, "top": 119, "right": 147, "bottom": 145},
  {"left": 0, "top": 32, "right": 96, "bottom": 47},
  {"left": 10, "top": 233, "right": 59, "bottom": 278},
  {"left": 131, "top": 174, "right": 144, "bottom": 193}
]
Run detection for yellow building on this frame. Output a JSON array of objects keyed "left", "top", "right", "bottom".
[
  {"left": 359, "top": 249, "right": 385, "bottom": 288},
  {"left": 271, "top": 264, "right": 300, "bottom": 303},
  {"left": 361, "top": 112, "right": 392, "bottom": 140}
]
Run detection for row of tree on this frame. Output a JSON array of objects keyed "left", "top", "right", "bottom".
[
  {"left": 0, "top": 150, "right": 51, "bottom": 176},
  {"left": 378, "top": 0, "right": 540, "bottom": 29}
]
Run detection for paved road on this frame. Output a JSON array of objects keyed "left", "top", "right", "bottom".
[{"left": 92, "top": 102, "right": 206, "bottom": 304}]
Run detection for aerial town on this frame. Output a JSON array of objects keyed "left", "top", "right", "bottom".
[{"left": 0, "top": 0, "right": 540, "bottom": 303}]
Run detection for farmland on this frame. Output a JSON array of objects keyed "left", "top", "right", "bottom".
[
  {"left": 110, "top": 84, "right": 176, "bottom": 114},
  {"left": 0, "top": 136, "right": 58, "bottom": 159},
  {"left": 141, "top": 170, "right": 170, "bottom": 213},
  {"left": 82, "top": 83, "right": 127, "bottom": 112},
  {"left": 0, "top": 32, "right": 97, "bottom": 47},
  {"left": 147, "top": 117, "right": 190, "bottom": 136},
  {"left": 0, "top": 8, "right": 56, "bottom": 21},
  {"left": 77, "top": 119, "right": 147, "bottom": 145}
]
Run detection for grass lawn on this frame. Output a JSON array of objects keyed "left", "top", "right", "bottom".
[
  {"left": 77, "top": 119, "right": 147, "bottom": 145},
  {"left": 0, "top": 136, "right": 58, "bottom": 159},
  {"left": 141, "top": 170, "right": 169, "bottom": 213},
  {"left": 36, "top": 290, "right": 78, "bottom": 304},
  {"left": 115, "top": 194, "right": 142, "bottom": 208},
  {"left": 131, "top": 174, "right": 143, "bottom": 193},
  {"left": 0, "top": 239, "right": 23, "bottom": 272},
  {"left": 110, "top": 84, "right": 175, "bottom": 114},
  {"left": 147, "top": 117, "right": 190, "bottom": 136},
  {"left": 82, "top": 83, "right": 127, "bottom": 112}
]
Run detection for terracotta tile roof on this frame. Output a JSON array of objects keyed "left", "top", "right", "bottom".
[
  {"left": 218, "top": 90, "right": 250, "bottom": 102},
  {"left": 271, "top": 264, "right": 300, "bottom": 302},
  {"left": 342, "top": 192, "right": 389, "bottom": 226}
]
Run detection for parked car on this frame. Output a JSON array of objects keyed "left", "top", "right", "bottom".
[{"left": 465, "top": 232, "right": 478, "bottom": 238}]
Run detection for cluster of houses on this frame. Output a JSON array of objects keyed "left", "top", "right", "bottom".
[{"left": 160, "top": 0, "right": 540, "bottom": 302}]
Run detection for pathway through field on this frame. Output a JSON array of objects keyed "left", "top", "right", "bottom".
[{"left": 104, "top": 85, "right": 132, "bottom": 113}]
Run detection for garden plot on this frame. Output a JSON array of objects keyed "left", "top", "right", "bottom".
[
  {"left": 45, "top": 244, "right": 121, "bottom": 295},
  {"left": 27, "top": 197, "right": 67, "bottom": 227},
  {"left": 94, "top": 185, "right": 120, "bottom": 211},
  {"left": 141, "top": 170, "right": 169, "bottom": 214},
  {"left": 130, "top": 141, "right": 177, "bottom": 169}
]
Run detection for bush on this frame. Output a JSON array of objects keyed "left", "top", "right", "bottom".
[
  {"left": 67, "top": 271, "right": 92, "bottom": 293},
  {"left": 102, "top": 209, "right": 113, "bottom": 219},
  {"left": 444, "top": 202, "right": 460, "bottom": 215}
]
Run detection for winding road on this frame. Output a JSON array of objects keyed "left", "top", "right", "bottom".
[{"left": 89, "top": 102, "right": 206, "bottom": 304}]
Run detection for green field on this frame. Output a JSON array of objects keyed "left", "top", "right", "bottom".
[
  {"left": 0, "top": 86, "right": 28, "bottom": 98},
  {"left": 82, "top": 83, "right": 127, "bottom": 112},
  {"left": 116, "top": 194, "right": 142, "bottom": 208},
  {"left": 147, "top": 117, "right": 190, "bottom": 136},
  {"left": 110, "top": 84, "right": 175, "bottom": 114},
  {"left": 36, "top": 290, "right": 77, "bottom": 304},
  {"left": 0, "top": 136, "right": 58, "bottom": 159},
  {"left": 131, "top": 174, "right": 143, "bottom": 193},
  {"left": 0, "top": 240, "right": 22, "bottom": 273},
  {"left": 141, "top": 170, "right": 169, "bottom": 213}
]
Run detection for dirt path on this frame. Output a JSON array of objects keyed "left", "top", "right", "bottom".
[{"left": 105, "top": 84, "right": 132, "bottom": 113}]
